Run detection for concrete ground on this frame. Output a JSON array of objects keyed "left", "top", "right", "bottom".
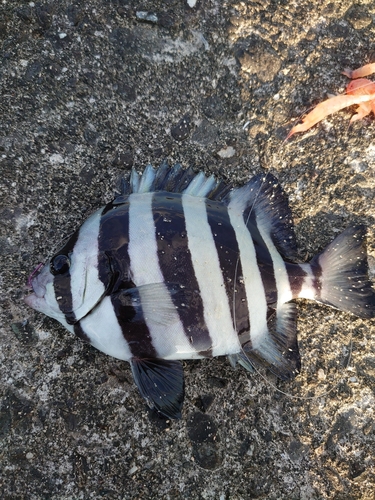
[{"left": 1, "top": 0, "right": 375, "bottom": 498}]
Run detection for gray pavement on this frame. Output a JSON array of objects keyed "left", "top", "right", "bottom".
[{"left": 1, "top": 1, "right": 375, "bottom": 498}]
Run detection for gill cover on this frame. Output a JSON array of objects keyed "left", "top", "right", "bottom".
[{"left": 53, "top": 208, "right": 108, "bottom": 324}]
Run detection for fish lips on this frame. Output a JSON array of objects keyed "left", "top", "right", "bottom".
[
  {"left": 24, "top": 292, "right": 47, "bottom": 312},
  {"left": 24, "top": 264, "right": 50, "bottom": 312}
]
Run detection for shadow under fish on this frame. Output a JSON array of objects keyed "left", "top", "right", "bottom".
[{"left": 25, "top": 162, "right": 375, "bottom": 418}]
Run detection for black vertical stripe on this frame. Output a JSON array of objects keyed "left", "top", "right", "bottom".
[
  {"left": 233, "top": 207, "right": 278, "bottom": 351},
  {"left": 74, "top": 322, "right": 91, "bottom": 343},
  {"left": 285, "top": 262, "right": 308, "bottom": 298},
  {"left": 312, "top": 260, "right": 323, "bottom": 300},
  {"left": 243, "top": 208, "right": 278, "bottom": 306},
  {"left": 205, "top": 199, "right": 250, "bottom": 337},
  {"left": 111, "top": 288, "right": 158, "bottom": 358},
  {"left": 52, "top": 229, "right": 80, "bottom": 325},
  {"left": 152, "top": 192, "right": 213, "bottom": 355},
  {"left": 98, "top": 200, "right": 157, "bottom": 358}
]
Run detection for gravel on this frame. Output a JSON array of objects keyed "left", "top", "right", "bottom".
[{"left": 1, "top": 0, "right": 375, "bottom": 498}]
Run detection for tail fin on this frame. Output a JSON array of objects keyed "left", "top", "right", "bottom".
[{"left": 311, "top": 226, "right": 375, "bottom": 319}]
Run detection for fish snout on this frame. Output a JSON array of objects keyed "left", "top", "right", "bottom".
[{"left": 26, "top": 263, "right": 51, "bottom": 299}]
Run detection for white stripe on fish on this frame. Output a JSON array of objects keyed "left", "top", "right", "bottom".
[
  {"left": 128, "top": 192, "right": 195, "bottom": 358},
  {"left": 182, "top": 193, "right": 241, "bottom": 356},
  {"left": 80, "top": 295, "right": 133, "bottom": 360},
  {"left": 227, "top": 189, "right": 269, "bottom": 352},
  {"left": 70, "top": 208, "right": 106, "bottom": 321}
]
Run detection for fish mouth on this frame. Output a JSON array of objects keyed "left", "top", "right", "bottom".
[
  {"left": 27, "top": 263, "right": 44, "bottom": 289},
  {"left": 25, "top": 263, "right": 47, "bottom": 301}
]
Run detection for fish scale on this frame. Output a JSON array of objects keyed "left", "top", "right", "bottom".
[{"left": 25, "top": 163, "right": 375, "bottom": 419}]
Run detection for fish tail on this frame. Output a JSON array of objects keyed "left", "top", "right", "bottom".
[{"left": 308, "top": 226, "right": 375, "bottom": 318}]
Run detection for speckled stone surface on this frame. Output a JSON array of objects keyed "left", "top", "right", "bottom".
[{"left": 1, "top": 1, "right": 375, "bottom": 498}]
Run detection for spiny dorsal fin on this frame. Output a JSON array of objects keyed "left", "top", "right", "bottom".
[{"left": 115, "top": 161, "right": 231, "bottom": 201}]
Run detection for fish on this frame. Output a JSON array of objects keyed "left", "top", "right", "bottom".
[{"left": 25, "top": 162, "right": 375, "bottom": 418}]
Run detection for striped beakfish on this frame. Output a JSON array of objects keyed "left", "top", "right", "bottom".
[{"left": 25, "top": 163, "right": 375, "bottom": 418}]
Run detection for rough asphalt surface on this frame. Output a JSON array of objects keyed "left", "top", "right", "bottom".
[{"left": 1, "top": 1, "right": 375, "bottom": 498}]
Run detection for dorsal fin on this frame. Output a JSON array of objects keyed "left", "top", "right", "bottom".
[
  {"left": 224, "top": 173, "right": 298, "bottom": 261},
  {"left": 115, "top": 161, "right": 231, "bottom": 201}
]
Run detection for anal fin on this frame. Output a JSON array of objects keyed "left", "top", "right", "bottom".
[
  {"left": 273, "top": 302, "right": 301, "bottom": 378},
  {"left": 243, "top": 302, "right": 300, "bottom": 381},
  {"left": 228, "top": 351, "right": 255, "bottom": 373},
  {"left": 130, "top": 358, "right": 184, "bottom": 419}
]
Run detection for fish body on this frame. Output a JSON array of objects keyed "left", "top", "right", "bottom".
[{"left": 25, "top": 163, "right": 375, "bottom": 418}]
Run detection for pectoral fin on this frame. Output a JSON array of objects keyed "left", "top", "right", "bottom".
[
  {"left": 114, "top": 282, "right": 191, "bottom": 327},
  {"left": 130, "top": 358, "right": 184, "bottom": 419}
]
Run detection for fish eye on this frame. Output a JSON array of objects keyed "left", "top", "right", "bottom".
[{"left": 50, "top": 254, "right": 71, "bottom": 276}]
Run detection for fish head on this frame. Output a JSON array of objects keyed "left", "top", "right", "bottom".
[
  {"left": 25, "top": 261, "right": 65, "bottom": 322},
  {"left": 25, "top": 209, "right": 106, "bottom": 326}
]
